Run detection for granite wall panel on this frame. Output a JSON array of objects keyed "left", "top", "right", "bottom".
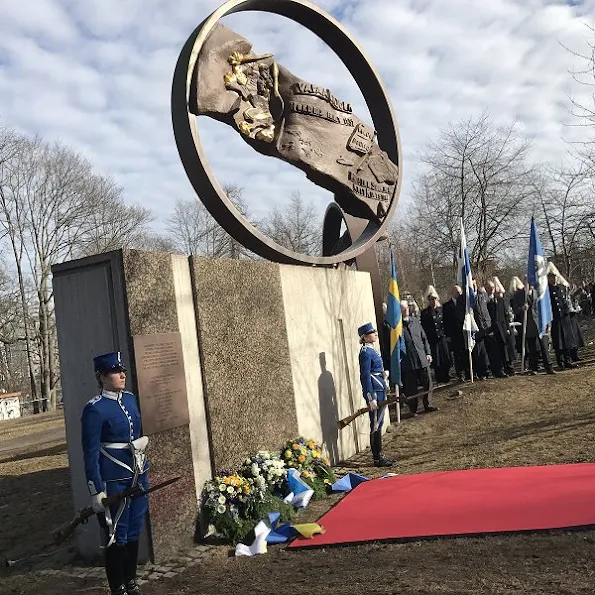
[
  {"left": 191, "top": 257, "right": 298, "bottom": 471},
  {"left": 122, "top": 250, "right": 197, "bottom": 562}
]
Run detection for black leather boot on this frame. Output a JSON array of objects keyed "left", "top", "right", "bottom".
[
  {"left": 105, "top": 544, "right": 127, "bottom": 595},
  {"left": 373, "top": 431, "right": 393, "bottom": 467},
  {"left": 370, "top": 432, "right": 379, "bottom": 462},
  {"left": 124, "top": 541, "right": 142, "bottom": 595}
]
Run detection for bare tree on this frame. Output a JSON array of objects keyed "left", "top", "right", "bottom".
[
  {"left": 411, "top": 113, "right": 535, "bottom": 279},
  {"left": 0, "top": 129, "right": 40, "bottom": 409},
  {"left": 74, "top": 175, "right": 155, "bottom": 257},
  {"left": 259, "top": 191, "right": 321, "bottom": 256},
  {"left": 563, "top": 23, "right": 595, "bottom": 167},
  {"left": 166, "top": 184, "right": 254, "bottom": 258},
  {"left": 534, "top": 162, "right": 595, "bottom": 280},
  {"left": 0, "top": 127, "right": 157, "bottom": 411}
]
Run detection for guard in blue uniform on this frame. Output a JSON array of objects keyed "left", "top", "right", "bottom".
[
  {"left": 358, "top": 323, "right": 393, "bottom": 467},
  {"left": 81, "top": 352, "right": 150, "bottom": 595}
]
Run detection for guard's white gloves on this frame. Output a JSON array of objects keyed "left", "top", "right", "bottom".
[
  {"left": 368, "top": 397, "right": 378, "bottom": 412},
  {"left": 91, "top": 491, "right": 107, "bottom": 513}
]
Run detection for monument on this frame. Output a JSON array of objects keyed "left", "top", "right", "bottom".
[
  {"left": 172, "top": 0, "right": 403, "bottom": 343},
  {"left": 52, "top": 0, "right": 402, "bottom": 565}
]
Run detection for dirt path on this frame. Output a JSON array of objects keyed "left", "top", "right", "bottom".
[{"left": 0, "top": 426, "right": 65, "bottom": 456}]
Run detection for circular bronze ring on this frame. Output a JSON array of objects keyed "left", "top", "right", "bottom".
[{"left": 171, "top": 0, "right": 402, "bottom": 266}]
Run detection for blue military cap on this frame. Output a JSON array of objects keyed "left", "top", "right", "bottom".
[
  {"left": 93, "top": 351, "right": 127, "bottom": 374},
  {"left": 357, "top": 322, "right": 376, "bottom": 337}
]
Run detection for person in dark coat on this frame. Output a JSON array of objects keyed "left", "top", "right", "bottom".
[
  {"left": 400, "top": 300, "right": 439, "bottom": 415},
  {"left": 420, "top": 286, "right": 452, "bottom": 383},
  {"left": 510, "top": 279, "right": 555, "bottom": 375},
  {"left": 443, "top": 285, "right": 466, "bottom": 381},
  {"left": 485, "top": 279, "right": 515, "bottom": 377},
  {"left": 547, "top": 263, "right": 578, "bottom": 369},
  {"left": 567, "top": 291, "right": 585, "bottom": 362}
]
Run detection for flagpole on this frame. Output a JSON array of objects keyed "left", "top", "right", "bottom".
[
  {"left": 468, "top": 333, "right": 474, "bottom": 383},
  {"left": 521, "top": 282, "right": 529, "bottom": 374}
]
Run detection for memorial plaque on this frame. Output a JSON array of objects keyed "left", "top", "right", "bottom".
[{"left": 133, "top": 332, "right": 190, "bottom": 434}]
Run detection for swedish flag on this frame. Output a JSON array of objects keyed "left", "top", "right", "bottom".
[{"left": 385, "top": 249, "right": 405, "bottom": 387}]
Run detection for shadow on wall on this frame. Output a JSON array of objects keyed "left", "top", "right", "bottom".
[{"left": 318, "top": 352, "right": 339, "bottom": 465}]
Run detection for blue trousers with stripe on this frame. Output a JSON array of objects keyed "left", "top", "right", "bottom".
[{"left": 98, "top": 474, "right": 149, "bottom": 546}]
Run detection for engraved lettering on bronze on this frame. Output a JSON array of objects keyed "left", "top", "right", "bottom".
[
  {"left": 347, "top": 123, "right": 375, "bottom": 155},
  {"left": 348, "top": 171, "right": 391, "bottom": 201},
  {"left": 291, "top": 82, "right": 353, "bottom": 113},
  {"left": 133, "top": 332, "right": 190, "bottom": 435},
  {"left": 190, "top": 23, "right": 400, "bottom": 224},
  {"left": 288, "top": 101, "right": 355, "bottom": 126}
]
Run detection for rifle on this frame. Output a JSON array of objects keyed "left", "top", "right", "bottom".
[
  {"left": 52, "top": 476, "right": 181, "bottom": 546},
  {"left": 337, "top": 382, "right": 456, "bottom": 430}
]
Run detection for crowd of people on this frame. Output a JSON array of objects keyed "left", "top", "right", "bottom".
[
  {"left": 390, "top": 261, "right": 589, "bottom": 389},
  {"left": 358, "top": 260, "right": 592, "bottom": 466}
]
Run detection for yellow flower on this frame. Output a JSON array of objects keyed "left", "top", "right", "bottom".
[
  {"left": 300, "top": 448, "right": 306, "bottom": 455},
  {"left": 312, "top": 451, "right": 320, "bottom": 459},
  {"left": 298, "top": 455, "right": 306, "bottom": 463},
  {"left": 292, "top": 443, "right": 299, "bottom": 450},
  {"left": 243, "top": 485, "right": 250, "bottom": 494},
  {"left": 284, "top": 450, "right": 292, "bottom": 459},
  {"left": 302, "top": 471, "right": 310, "bottom": 479},
  {"left": 307, "top": 441, "right": 315, "bottom": 449}
]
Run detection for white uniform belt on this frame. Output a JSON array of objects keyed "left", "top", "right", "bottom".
[
  {"left": 101, "top": 442, "right": 130, "bottom": 449},
  {"left": 371, "top": 374, "right": 385, "bottom": 389},
  {"left": 100, "top": 436, "right": 149, "bottom": 474}
]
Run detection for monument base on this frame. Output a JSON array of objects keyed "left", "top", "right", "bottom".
[{"left": 52, "top": 249, "right": 383, "bottom": 563}]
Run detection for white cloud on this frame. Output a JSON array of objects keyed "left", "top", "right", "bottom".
[{"left": 0, "top": 0, "right": 594, "bottom": 239}]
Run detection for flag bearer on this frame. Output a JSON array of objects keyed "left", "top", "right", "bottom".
[
  {"left": 81, "top": 352, "right": 150, "bottom": 595},
  {"left": 358, "top": 323, "right": 393, "bottom": 467}
]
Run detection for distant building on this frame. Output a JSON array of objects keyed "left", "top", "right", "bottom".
[{"left": 0, "top": 392, "right": 21, "bottom": 421}]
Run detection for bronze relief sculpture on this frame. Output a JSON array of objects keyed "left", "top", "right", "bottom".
[
  {"left": 190, "top": 23, "right": 398, "bottom": 224},
  {"left": 172, "top": 0, "right": 402, "bottom": 266}
]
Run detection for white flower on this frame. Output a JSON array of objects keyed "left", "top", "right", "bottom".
[
  {"left": 217, "top": 504, "right": 226, "bottom": 514},
  {"left": 251, "top": 464, "right": 260, "bottom": 477},
  {"left": 226, "top": 486, "right": 234, "bottom": 494},
  {"left": 219, "top": 484, "right": 226, "bottom": 492},
  {"left": 218, "top": 495, "right": 226, "bottom": 505}
]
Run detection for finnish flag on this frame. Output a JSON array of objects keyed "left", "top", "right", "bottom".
[
  {"left": 457, "top": 219, "right": 478, "bottom": 351},
  {"left": 527, "top": 217, "right": 553, "bottom": 338}
]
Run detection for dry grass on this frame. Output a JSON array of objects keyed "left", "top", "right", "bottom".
[{"left": 2, "top": 358, "right": 595, "bottom": 594}]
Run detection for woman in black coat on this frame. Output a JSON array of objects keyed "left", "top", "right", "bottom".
[{"left": 420, "top": 286, "right": 452, "bottom": 383}]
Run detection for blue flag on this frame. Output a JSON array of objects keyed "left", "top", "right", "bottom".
[
  {"left": 385, "top": 249, "right": 406, "bottom": 387},
  {"left": 527, "top": 217, "right": 553, "bottom": 338}
]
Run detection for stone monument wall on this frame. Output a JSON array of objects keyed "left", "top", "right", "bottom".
[
  {"left": 52, "top": 249, "right": 379, "bottom": 562},
  {"left": 279, "top": 266, "right": 379, "bottom": 464}
]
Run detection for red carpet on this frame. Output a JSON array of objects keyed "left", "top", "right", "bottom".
[{"left": 290, "top": 464, "right": 595, "bottom": 548}]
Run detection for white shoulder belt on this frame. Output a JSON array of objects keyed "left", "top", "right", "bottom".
[{"left": 100, "top": 436, "right": 149, "bottom": 474}]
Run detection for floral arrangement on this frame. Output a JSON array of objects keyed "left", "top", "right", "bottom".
[
  {"left": 240, "top": 451, "right": 287, "bottom": 492},
  {"left": 203, "top": 472, "right": 265, "bottom": 520},
  {"left": 282, "top": 437, "right": 329, "bottom": 472},
  {"left": 201, "top": 437, "right": 335, "bottom": 544},
  {"left": 282, "top": 437, "right": 336, "bottom": 499}
]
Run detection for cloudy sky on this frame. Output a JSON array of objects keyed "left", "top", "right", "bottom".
[{"left": 0, "top": 0, "right": 593, "bottom": 235}]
